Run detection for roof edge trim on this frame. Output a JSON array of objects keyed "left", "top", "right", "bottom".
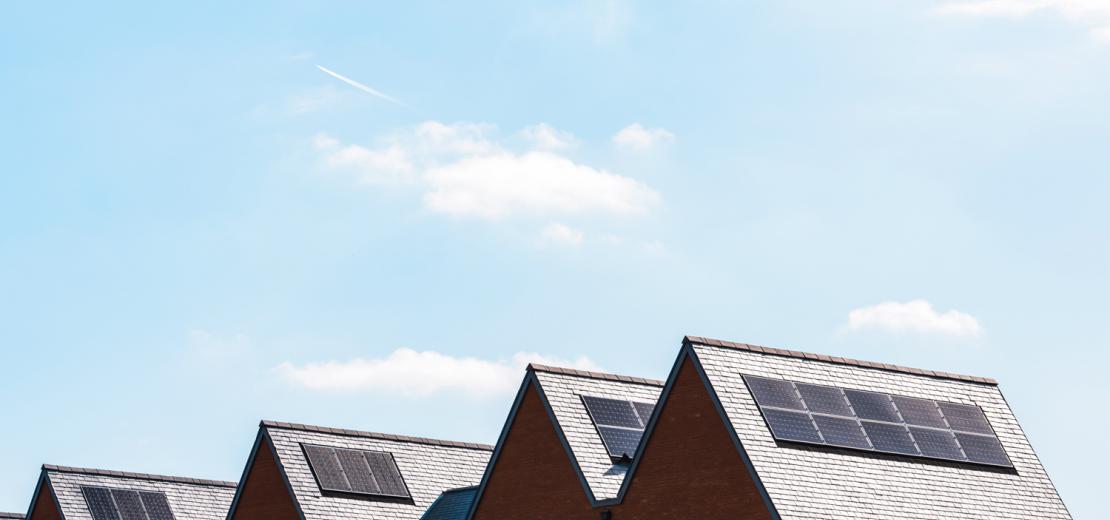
[
  {"left": 527, "top": 364, "right": 664, "bottom": 387},
  {"left": 260, "top": 420, "right": 494, "bottom": 451},
  {"left": 684, "top": 336, "right": 998, "bottom": 385},
  {"left": 40, "top": 464, "right": 237, "bottom": 488}
]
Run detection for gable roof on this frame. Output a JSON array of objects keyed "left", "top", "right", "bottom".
[
  {"left": 244, "top": 421, "right": 491, "bottom": 520},
  {"left": 0, "top": 513, "right": 24, "bottom": 519},
  {"left": 683, "top": 335, "right": 1072, "bottom": 519},
  {"left": 502, "top": 364, "right": 664, "bottom": 504},
  {"left": 419, "top": 486, "right": 477, "bottom": 520},
  {"left": 33, "top": 464, "right": 236, "bottom": 520}
]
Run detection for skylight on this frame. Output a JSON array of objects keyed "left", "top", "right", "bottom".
[{"left": 742, "top": 375, "right": 1013, "bottom": 468}]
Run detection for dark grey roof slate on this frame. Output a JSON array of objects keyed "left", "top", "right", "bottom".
[
  {"left": 527, "top": 364, "right": 665, "bottom": 387},
  {"left": 42, "top": 465, "right": 236, "bottom": 520},
  {"left": 0, "top": 512, "right": 24, "bottom": 519},
  {"left": 419, "top": 486, "right": 478, "bottom": 520},
  {"left": 42, "top": 465, "right": 236, "bottom": 488},
  {"left": 685, "top": 335, "right": 998, "bottom": 385},
  {"left": 260, "top": 420, "right": 493, "bottom": 450}
]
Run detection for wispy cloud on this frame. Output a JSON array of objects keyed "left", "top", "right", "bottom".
[
  {"left": 540, "top": 222, "right": 585, "bottom": 246},
  {"left": 316, "top": 65, "right": 406, "bottom": 105},
  {"left": 519, "top": 123, "right": 579, "bottom": 151},
  {"left": 936, "top": 0, "right": 1110, "bottom": 43},
  {"left": 313, "top": 121, "right": 660, "bottom": 220},
  {"left": 612, "top": 123, "right": 675, "bottom": 151},
  {"left": 275, "top": 348, "right": 599, "bottom": 397},
  {"left": 846, "top": 300, "right": 983, "bottom": 338}
]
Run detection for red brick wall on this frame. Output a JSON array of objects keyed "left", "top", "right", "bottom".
[
  {"left": 28, "top": 480, "right": 60, "bottom": 520},
  {"left": 228, "top": 436, "right": 301, "bottom": 520},
  {"left": 473, "top": 356, "right": 773, "bottom": 520},
  {"left": 614, "top": 355, "right": 773, "bottom": 520},
  {"left": 471, "top": 383, "right": 596, "bottom": 520}
]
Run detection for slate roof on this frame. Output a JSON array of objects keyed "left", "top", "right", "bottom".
[
  {"left": 419, "top": 486, "right": 477, "bottom": 520},
  {"left": 257, "top": 421, "right": 492, "bottom": 520},
  {"left": 528, "top": 364, "right": 664, "bottom": 502},
  {"left": 36, "top": 465, "right": 236, "bottom": 520},
  {"left": 685, "top": 336, "right": 1072, "bottom": 519},
  {"left": 0, "top": 513, "right": 24, "bottom": 519}
]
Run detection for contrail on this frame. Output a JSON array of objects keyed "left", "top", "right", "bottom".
[{"left": 316, "top": 65, "right": 405, "bottom": 106}]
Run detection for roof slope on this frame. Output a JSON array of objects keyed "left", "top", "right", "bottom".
[
  {"left": 529, "top": 364, "right": 663, "bottom": 502},
  {"left": 419, "top": 487, "right": 477, "bottom": 520},
  {"left": 0, "top": 513, "right": 24, "bottom": 519},
  {"left": 40, "top": 465, "right": 236, "bottom": 520},
  {"left": 686, "top": 336, "right": 1071, "bottom": 519},
  {"left": 261, "top": 421, "right": 491, "bottom": 520}
]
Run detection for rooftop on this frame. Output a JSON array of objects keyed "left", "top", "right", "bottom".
[
  {"left": 261, "top": 420, "right": 494, "bottom": 450},
  {"left": 41, "top": 464, "right": 237, "bottom": 488}
]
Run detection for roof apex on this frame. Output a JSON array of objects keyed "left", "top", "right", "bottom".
[
  {"left": 526, "top": 363, "right": 664, "bottom": 387},
  {"left": 683, "top": 335, "right": 998, "bottom": 385},
  {"left": 41, "top": 464, "right": 237, "bottom": 488},
  {"left": 260, "top": 420, "right": 494, "bottom": 451}
]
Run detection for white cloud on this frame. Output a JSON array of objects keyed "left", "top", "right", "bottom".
[
  {"left": 847, "top": 300, "right": 983, "bottom": 337},
  {"left": 275, "top": 348, "right": 599, "bottom": 397},
  {"left": 423, "top": 151, "right": 659, "bottom": 219},
  {"left": 519, "top": 123, "right": 579, "bottom": 150},
  {"left": 612, "top": 123, "right": 675, "bottom": 151},
  {"left": 936, "top": 0, "right": 1110, "bottom": 42},
  {"left": 540, "top": 222, "right": 585, "bottom": 246},
  {"left": 314, "top": 122, "right": 660, "bottom": 220}
]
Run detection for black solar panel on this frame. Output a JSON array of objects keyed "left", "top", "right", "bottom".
[
  {"left": 796, "top": 383, "right": 852, "bottom": 416},
  {"left": 845, "top": 390, "right": 901, "bottom": 422},
  {"left": 741, "top": 374, "right": 1012, "bottom": 468},
  {"left": 303, "top": 444, "right": 411, "bottom": 498},
  {"left": 138, "top": 492, "right": 175, "bottom": 520},
  {"left": 763, "top": 409, "right": 823, "bottom": 443},
  {"left": 112, "top": 490, "right": 147, "bottom": 520},
  {"left": 957, "top": 433, "right": 1012, "bottom": 466},
  {"left": 82, "top": 487, "right": 120, "bottom": 520},
  {"left": 582, "top": 396, "right": 642, "bottom": 428},
  {"left": 581, "top": 395, "right": 656, "bottom": 461},
  {"left": 364, "top": 451, "right": 410, "bottom": 498},
  {"left": 812, "top": 415, "right": 870, "bottom": 449},
  {"left": 939, "top": 402, "right": 995, "bottom": 434},
  {"left": 894, "top": 396, "right": 948, "bottom": 428},
  {"left": 336, "top": 448, "right": 381, "bottom": 495},
  {"left": 745, "top": 376, "right": 805, "bottom": 410},
  {"left": 304, "top": 444, "right": 351, "bottom": 492}
]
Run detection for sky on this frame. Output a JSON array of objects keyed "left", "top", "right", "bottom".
[{"left": 1, "top": 0, "right": 1108, "bottom": 516}]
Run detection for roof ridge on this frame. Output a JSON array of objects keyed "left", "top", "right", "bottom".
[
  {"left": 260, "top": 420, "right": 494, "bottom": 451},
  {"left": 0, "top": 513, "right": 24, "bottom": 519},
  {"left": 527, "top": 363, "right": 665, "bottom": 387},
  {"left": 41, "top": 464, "right": 237, "bottom": 488},
  {"left": 683, "top": 335, "right": 998, "bottom": 385}
]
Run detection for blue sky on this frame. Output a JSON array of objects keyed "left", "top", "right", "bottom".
[{"left": 2, "top": 0, "right": 1108, "bottom": 516}]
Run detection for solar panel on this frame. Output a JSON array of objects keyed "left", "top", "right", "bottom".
[
  {"left": 336, "top": 448, "right": 381, "bottom": 495},
  {"left": 745, "top": 376, "right": 805, "bottom": 410},
  {"left": 303, "top": 444, "right": 411, "bottom": 498},
  {"left": 762, "top": 408, "right": 823, "bottom": 443},
  {"left": 894, "top": 396, "right": 948, "bottom": 428},
  {"left": 957, "top": 433, "right": 1012, "bottom": 466},
  {"left": 939, "top": 402, "right": 995, "bottom": 434},
  {"left": 138, "top": 492, "right": 175, "bottom": 520},
  {"left": 581, "top": 395, "right": 656, "bottom": 461},
  {"left": 82, "top": 487, "right": 120, "bottom": 520},
  {"left": 741, "top": 374, "right": 1013, "bottom": 468},
  {"left": 364, "top": 451, "right": 410, "bottom": 498},
  {"left": 812, "top": 415, "right": 870, "bottom": 449},
  {"left": 81, "top": 487, "right": 175, "bottom": 520}
]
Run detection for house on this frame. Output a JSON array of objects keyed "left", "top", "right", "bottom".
[
  {"left": 466, "top": 336, "right": 1072, "bottom": 519},
  {"left": 23, "top": 464, "right": 236, "bottom": 520},
  {"left": 226, "top": 420, "right": 492, "bottom": 520},
  {"left": 418, "top": 486, "right": 477, "bottom": 520}
]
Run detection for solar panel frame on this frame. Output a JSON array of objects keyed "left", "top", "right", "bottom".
[
  {"left": 302, "top": 443, "right": 412, "bottom": 499},
  {"left": 82, "top": 486, "right": 121, "bottom": 520},
  {"left": 581, "top": 394, "right": 657, "bottom": 462},
  {"left": 137, "top": 492, "right": 175, "bottom": 520},
  {"left": 303, "top": 444, "right": 352, "bottom": 493},
  {"left": 364, "top": 451, "right": 411, "bottom": 499},
  {"left": 741, "top": 374, "right": 1013, "bottom": 469}
]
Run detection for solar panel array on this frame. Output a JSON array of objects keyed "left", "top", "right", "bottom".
[
  {"left": 581, "top": 395, "right": 656, "bottom": 461},
  {"left": 742, "top": 375, "right": 1013, "bottom": 468},
  {"left": 80, "top": 487, "right": 176, "bottom": 520},
  {"left": 302, "top": 444, "right": 411, "bottom": 498}
]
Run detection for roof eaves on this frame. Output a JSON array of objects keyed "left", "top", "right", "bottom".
[
  {"left": 41, "top": 465, "right": 238, "bottom": 488},
  {"left": 683, "top": 335, "right": 998, "bottom": 385},
  {"left": 259, "top": 420, "right": 494, "bottom": 451},
  {"left": 526, "top": 364, "right": 664, "bottom": 387}
]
